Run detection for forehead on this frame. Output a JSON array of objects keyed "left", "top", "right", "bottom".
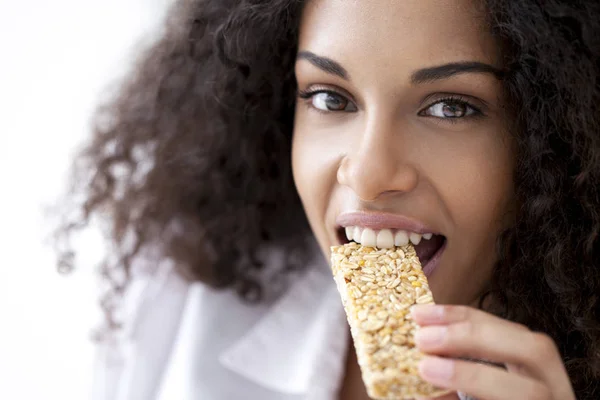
[{"left": 298, "top": 0, "right": 499, "bottom": 78}]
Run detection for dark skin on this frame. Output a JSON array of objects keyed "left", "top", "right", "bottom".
[{"left": 292, "top": 1, "right": 575, "bottom": 398}]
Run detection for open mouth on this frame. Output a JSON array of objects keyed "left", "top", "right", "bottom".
[{"left": 336, "top": 226, "right": 446, "bottom": 268}]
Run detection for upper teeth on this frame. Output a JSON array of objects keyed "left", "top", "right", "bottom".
[{"left": 344, "top": 226, "right": 433, "bottom": 248}]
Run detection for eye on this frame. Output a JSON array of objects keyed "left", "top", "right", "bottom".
[
  {"left": 298, "top": 90, "right": 358, "bottom": 112},
  {"left": 419, "top": 98, "right": 481, "bottom": 119}
]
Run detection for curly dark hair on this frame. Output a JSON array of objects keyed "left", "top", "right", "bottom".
[{"left": 56, "top": 0, "right": 600, "bottom": 397}]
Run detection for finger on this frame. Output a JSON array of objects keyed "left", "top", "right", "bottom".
[
  {"left": 412, "top": 305, "right": 531, "bottom": 366},
  {"left": 417, "top": 392, "right": 459, "bottom": 400},
  {"left": 418, "top": 356, "right": 550, "bottom": 400},
  {"left": 411, "top": 305, "right": 521, "bottom": 328},
  {"left": 412, "top": 304, "right": 573, "bottom": 395}
]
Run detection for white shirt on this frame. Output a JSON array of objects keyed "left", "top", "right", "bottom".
[
  {"left": 92, "top": 252, "right": 473, "bottom": 400},
  {"left": 92, "top": 250, "right": 351, "bottom": 400}
]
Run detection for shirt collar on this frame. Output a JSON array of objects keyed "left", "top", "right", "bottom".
[{"left": 218, "top": 265, "right": 350, "bottom": 397}]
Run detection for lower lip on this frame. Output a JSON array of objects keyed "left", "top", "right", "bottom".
[{"left": 422, "top": 240, "right": 446, "bottom": 278}]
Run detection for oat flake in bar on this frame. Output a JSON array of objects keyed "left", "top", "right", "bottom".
[{"left": 331, "top": 242, "right": 451, "bottom": 399}]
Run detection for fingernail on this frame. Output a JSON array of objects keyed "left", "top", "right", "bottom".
[
  {"left": 419, "top": 356, "right": 454, "bottom": 384},
  {"left": 410, "top": 304, "right": 445, "bottom": 323},
  {"left": 415, "top": 326, "right": 447, "bottom": 348}
]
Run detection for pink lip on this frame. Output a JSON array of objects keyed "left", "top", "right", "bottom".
[
  {"left": 422, "top": 240, "right": 446, "bottom": 278},
  {"left": 336, "top": 211, "right": 438, "bottom": 235}
]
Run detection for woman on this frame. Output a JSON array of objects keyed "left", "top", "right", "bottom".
[{"left": 58, "top": 0, "right": 600, "bottom": 399}]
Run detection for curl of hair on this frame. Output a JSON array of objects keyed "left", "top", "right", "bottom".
[
  {"left": 56, "top": 0, "right": 600, "bottom": 397},
  {"left": 483, "top": 1, "right": 600, "bottom": 397}
]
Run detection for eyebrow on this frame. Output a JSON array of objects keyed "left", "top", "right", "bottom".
[
  {"left": 296, "top": 51, "right": 349, "bottom": 80},
  {"left": 296, "top": 51, "right": 504, "bottom": 84},
  {"left": 411, "top": 62, "right": 504, "bottom": 84}
]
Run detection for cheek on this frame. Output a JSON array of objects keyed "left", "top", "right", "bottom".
[
  {"left": 426, "top": 130, "right": 514, "bottom": 303},
  {"left": 449, "top": 137, "right": 514, "bottom": 235},
  {"left": 422, "top": 123, "right": 514, "bottom": 232},
  {"left": 291, "top": 111, "right": 342, "bottom": 240}
]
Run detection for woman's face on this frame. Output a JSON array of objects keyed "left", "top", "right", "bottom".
[{"left": 292, "top": 0, "right": 515, "bottom": 305}]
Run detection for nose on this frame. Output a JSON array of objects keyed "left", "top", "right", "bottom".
[{"left": 337, "top": 117, "right": 418, "bottom": 202}]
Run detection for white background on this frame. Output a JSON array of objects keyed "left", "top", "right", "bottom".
[{"left": 0, "top": 1, "right": 170, "bottom": 398}]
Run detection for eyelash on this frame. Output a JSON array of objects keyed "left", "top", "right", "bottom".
[
  {"left": 297, "top": 89, "right": 484, "bottom": 122},
  {"left": 419, "top": 95, "right": 484, "bottom": 123},
  {"left": 297, "top": 89, "right": 351, "bottom": 115}
]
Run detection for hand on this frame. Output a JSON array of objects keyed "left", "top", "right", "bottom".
[{"left": 410, "top": 305, "right": 576, "bottom": 400}]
